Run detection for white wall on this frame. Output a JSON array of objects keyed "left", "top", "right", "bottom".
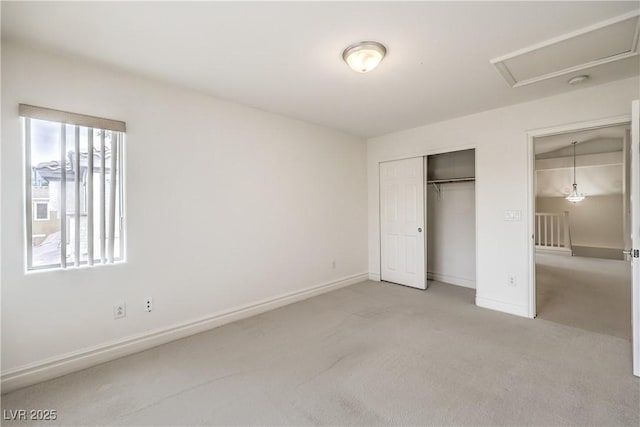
[
  {"left": 368, "top": 76, "right": 639, "bottom": 317},
  {"left": 427, "top": 182, "right": 476, "bottom": 288},
  {"left": 536, "top": 195, "right": 624, "bottom": 250},
  {"left": 1, "top": 43, "right": 368, "bottom": 375},
  {"left": 535, "top": 150, "right": 623, "bottom": 198}
]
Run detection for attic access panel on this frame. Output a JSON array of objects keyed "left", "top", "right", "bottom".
[{"left": 491, "top": 11, "right": 640, "bottom": 88}]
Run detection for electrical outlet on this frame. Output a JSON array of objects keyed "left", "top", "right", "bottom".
[
  {"left": 113, "top": 302, "right": 126, "bottom": 319},
  {"left": 145, "top": 297, "right": 153, "bottom": 312},
  {"left": 507, "top": 275, "right": 517, "bottom": 287}
]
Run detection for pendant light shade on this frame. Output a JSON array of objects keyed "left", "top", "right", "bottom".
[
  {"left": 566, "top": 184, "right": 585, "bottom": 203},
  {"left": 343, "top": 41, "right": 387, "bottom": 73},
  {"left": 566, "top": 141, "right": 585, "bottom": 203}
]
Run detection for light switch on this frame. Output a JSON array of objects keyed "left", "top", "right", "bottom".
[{"left": 504, "top": 210, "right": 521, "bottom": 222}]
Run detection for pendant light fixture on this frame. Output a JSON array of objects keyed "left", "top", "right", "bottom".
[
  {"left": 566, "top": 141, "right": 585, "bottom": 203},
  {"left": 342, "top": 41, "right": 387, "bottom": 73}
]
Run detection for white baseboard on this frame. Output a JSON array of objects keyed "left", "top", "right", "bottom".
[
  {"left": 476, "top": 296, "right": 529, "bottom": 318},
  {"left": 368, "top": 273, "right": 381, "bottom": 282},
  {"left": 535, "top": 246, "right": 572, "bottom": 256},
  {"left": 427, "top": 272, "right": 475, "bottom": 289},
  {"left": 1, "top": 272, "right": 368, "bottom": 394}
]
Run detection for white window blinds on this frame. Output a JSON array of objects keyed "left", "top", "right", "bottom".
[{"left": 21, "top": 104, "right": 126, "bottom": 270}]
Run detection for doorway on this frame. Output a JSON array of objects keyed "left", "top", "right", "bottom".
[
  {"left": 527, "top": 107, "right": 640, "bottom": 377},
  {"left": 379, "top": 149, "right": 477, "bottom": 295},
  {"left": 533, "top": 123, "right": 632, "bottom": 339}
]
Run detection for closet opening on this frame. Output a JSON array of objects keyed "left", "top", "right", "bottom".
[
  {"left": 426, "top": 149, "right": 476, "bottom": 291},
  {"left": 379, "top": 148, "right": 476, "bottom": 297}
]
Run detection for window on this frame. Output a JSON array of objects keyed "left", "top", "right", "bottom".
[
  {"left": 33, "top": 201, "right": 49, "bottom": 221},
  {"left": 21, "top": 104, "right": 126, "bottom": 270}
]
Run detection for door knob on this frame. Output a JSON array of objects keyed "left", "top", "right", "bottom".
[{"left": 418, "top": 228, "right": 422, "bottom": 232}]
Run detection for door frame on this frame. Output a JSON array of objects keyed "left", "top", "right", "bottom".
[
  {"left": 378, "top": 144, "right": 478, "bottom": 293},
  {"left": 526, "top": 114, "right": 632, "bottom": 319}
]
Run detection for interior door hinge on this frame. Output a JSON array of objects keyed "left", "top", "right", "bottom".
[{"left": 634, "top": 249, "right": 640, "bottom": 258}]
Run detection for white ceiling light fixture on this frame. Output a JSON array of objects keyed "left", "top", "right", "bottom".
[
  {"left": 343, "top": 41, "right": 387, "bottom": 73},
  {"left": 566, "top": 141, "right": 586, "bottom": 203}
]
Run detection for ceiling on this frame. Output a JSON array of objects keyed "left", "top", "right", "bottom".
[
  {"left": 535, "top": 124, "right": 629, "bottom": 156},
  {"left": 3, "top": 1, "right": 639, "bottom": 138},
  {"left": 535, "top": 124, "right": 627, "bottom": 196}
]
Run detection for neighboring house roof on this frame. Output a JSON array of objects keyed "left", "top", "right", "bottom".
[{"left": 34, "top": 149, "right": 112, "bottom": 183}]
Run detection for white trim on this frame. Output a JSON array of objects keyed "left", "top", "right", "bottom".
[
  {"left": 376, "top": 143, "right": 476, "bottom": 165},
  {"left": 527, "top": 115, "right": 631, "bottom": 138},
  {"left": 0, "top": 272, "right": 368, "bottom": 394},
  {"left": 428, "top": 272, "right": 475, "bottom": 289},
  {"left": 535, "top": 246, "right": 572, "bottom": 256},
  {"left": 119, "top": 133, "right": 126, "bottom": 263},
  {"left": 511, "top": 51, "right": 638, "bottom": 88},
  {"left": 24, "top": 118, "right": 33, "bottom": 270},
  {"left": 631, "top": 100, "right": 640, "bottom": 377},
  {"left": 473, "top": 146, "right": 480, "bottom": 310},
  {"left": 368, "top": 273, "right": 381, "bottom": 282},
  {"left": 526, "top": 115, "right": 631, "bottom": 320},
  {"left": 491, "top": 11, "right": 640, "bottom": 88},
  {"left": 476, "top": 296, "right": 528, "bottom": 318}
]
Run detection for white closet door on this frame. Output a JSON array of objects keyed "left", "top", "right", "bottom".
[
  {"left": 631, "top": 100, "right": 640, "bottom": 376},
  {"left": 380, "top": 157, "right": 426, "bottom": 289}
]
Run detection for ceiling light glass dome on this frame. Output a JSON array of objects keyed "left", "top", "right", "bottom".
[{"left": 343, "top": 41, "right": 387, "bottom": 73}]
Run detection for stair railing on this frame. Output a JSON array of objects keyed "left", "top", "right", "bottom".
[{"left": 535, "top": 211, "right": 572, "bottom": 254}]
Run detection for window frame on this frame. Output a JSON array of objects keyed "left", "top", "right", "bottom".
[{"left": 22, "top": 106, "right": 127, "bottom": 272}]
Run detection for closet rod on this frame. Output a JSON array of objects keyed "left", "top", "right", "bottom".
[
  {"left": 428, "top": 177, "right": 475, "bottom": 197},
  {"left": 426, "top": 177, "right": 475, "bottom": 184}
]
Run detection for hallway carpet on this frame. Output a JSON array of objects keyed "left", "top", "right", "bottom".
[
  {"left": 536, "top": 253, "right": 632, "bottom": 339},
  {"left": 2, "top": 280, "right": 638, "bottom": 426}
]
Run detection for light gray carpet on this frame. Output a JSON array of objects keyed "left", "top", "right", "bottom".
[
  {"left": 536, "top": 253, "right": 632, "bottom": 339},
  {"left": 2, "top": 280, "right": 638, "bottom": 426}
]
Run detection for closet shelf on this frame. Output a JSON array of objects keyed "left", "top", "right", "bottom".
[{"left": 426, "top": 177, "right": 475, "bottom": 184}]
